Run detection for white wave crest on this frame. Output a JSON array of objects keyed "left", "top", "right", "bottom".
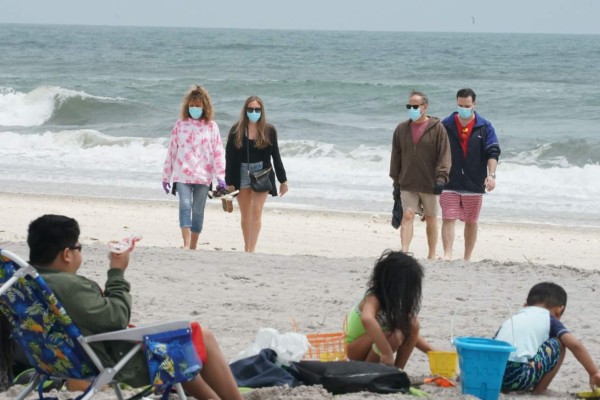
[
  {"left": 0, "top": 86, "right": 125, "bottom": 127},
  {"left": 0, "top": 130, "right": 167, "bottom": 173}
]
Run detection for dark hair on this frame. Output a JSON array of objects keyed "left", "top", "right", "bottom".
[
  {"left": 366, "top": 250, "right": 424, "bottom": 340},
  {"left": 28, "top": 215, "right": 80, "bottom": 266},
  {"left": 526, "top": 282, "right": 567, "bottom": 308},
  {"left": 456, "top": 88, "right": 476, "bottom": 102}
]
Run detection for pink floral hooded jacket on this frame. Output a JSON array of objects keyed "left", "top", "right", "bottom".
[{"left": 162, "top": 119, "right": 226, "bottom": 185}]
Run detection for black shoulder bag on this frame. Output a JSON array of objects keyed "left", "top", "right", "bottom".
[{"left": 246, "top": 133, "right": 272, "bottom": 193}]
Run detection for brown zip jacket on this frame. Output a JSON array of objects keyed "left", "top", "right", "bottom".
[{"left": 389, "top": 116, "right": 451, "bottom": 193}]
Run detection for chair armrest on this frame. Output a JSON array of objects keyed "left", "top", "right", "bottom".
[{"left": 83, "top": 320, "right": 191, "bottom": 343}]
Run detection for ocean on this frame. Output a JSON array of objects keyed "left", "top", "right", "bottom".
[{"left": 1, "top": 24, "right": 599, "bottom": 227}]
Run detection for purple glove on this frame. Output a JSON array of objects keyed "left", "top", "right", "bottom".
[
  {"left": 217, "top": 179, "right": 227, "bottom": 190},
  {"left": 162, "top": 181, "right": 171, "bottom": 194}
]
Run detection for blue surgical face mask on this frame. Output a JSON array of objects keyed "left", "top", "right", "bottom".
[
  {"left": 457, "top": 106, "right": 473, "bottom": 119},
  {"left": 408, "top": 108, "right": 421, "bottom": 121},
  {"left": 189, "top": 107, "right": 203, "bottom": 119},
  {"left": 247, "top": 111, "right": 261, "bottom": 123}
]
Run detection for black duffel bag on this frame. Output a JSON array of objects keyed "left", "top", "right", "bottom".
[{"left": 289, "top": 360, "right": 410, "bottom": 395}]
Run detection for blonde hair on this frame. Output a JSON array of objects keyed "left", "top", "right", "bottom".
[
  {"left": 180, "top": 85, "right": 214, "bottom": 121},
  {"left": 233, "top": 96, "right": 271, "bottom": 149}
]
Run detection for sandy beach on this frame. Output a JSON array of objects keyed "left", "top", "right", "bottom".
[{"left": 1, "top": 191, "right": 600, "bottom": 399}]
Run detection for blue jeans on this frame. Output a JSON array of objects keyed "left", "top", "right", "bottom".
[{"left": 176, "top": 183, "right": 209, "bottom": 233}]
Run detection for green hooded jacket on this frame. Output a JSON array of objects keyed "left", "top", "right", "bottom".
[{"left": 36, "top": 266, "right": 149, "bottom": 387}]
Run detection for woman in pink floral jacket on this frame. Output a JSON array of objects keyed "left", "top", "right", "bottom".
[{"left": 162, "top": 85, "right": 226, "bottom": 249}]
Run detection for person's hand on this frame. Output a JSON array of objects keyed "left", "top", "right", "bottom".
[
  {"left": 217, "top": 179, "right": 227, "bottom": 190},
  {"left": 379, "top": 352, "right": 394, "bottom": 366},
  {"left": 485, "top": 175, "right": 496, "bottom": 192},
  {"left": 109, "top": 250, "right": 130, "bottom": 271},
  {"left": 279, "top": 182, "right": 288, "bottom": 196},
  {"left": 590, "top": 371, "right": 600, "bottom": 390},
  {"left": 162, "top": 181, "right": 171, "bottom": 194},
  {"left": 433, "top": 181, "right": 444, "bottom": 195}
]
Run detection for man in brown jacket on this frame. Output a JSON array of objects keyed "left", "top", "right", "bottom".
[{"left": 389, "top": 90, "right": 451, "bottom": 259}]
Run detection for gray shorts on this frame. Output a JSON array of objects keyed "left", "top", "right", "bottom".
[{"left": 240, "top": 161, "right": 264, "bottom": 189}]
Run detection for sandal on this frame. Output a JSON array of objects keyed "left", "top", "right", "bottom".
[{"left": 222, "top": 198, "right": 233, "bottom": 213}]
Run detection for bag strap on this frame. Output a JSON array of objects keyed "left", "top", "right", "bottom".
[{"left": 245, "top": 131, "right": 251, "bottom": 176}]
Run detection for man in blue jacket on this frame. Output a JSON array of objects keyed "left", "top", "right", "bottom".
[{"left": 440, "top": 88, "right": 500, "bottom": 261}]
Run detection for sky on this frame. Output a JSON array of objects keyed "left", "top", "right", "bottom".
[{"left": 1, "top": 0, "right": 599, "bottom": 34}]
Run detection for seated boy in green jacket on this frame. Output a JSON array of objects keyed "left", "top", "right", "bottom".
[{"left": 27, "top": 214, "right": 242, "bottom": 400}]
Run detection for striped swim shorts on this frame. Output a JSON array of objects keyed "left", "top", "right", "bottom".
[
  {"left": 501, "top": 337, "right": 561, "bottom": 391},
  {"left": 439, "top": 191, "right": 483, "bottom": 223}
]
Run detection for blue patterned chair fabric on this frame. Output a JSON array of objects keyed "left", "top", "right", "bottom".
[
  {"left": 1, "top": 250, "right": 202, "bottom": 400},
  {"left": 0, "top": 254, "right": 97, "bottom": 379}
]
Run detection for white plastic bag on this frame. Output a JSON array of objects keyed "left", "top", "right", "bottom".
[{"left": 231, "top": 327, "right": 309, "bottom": 366}]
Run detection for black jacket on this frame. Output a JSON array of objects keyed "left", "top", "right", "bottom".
[
  {"left": 225, "top": 123, "right": 287, "bottom": 196},
  {"left": 442, "top": 112, "right": 501, "bottom": 194}
]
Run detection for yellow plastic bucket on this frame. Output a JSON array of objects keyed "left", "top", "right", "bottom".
[{"left": 427, "top": 351, "right": 458, "bottom": 378}]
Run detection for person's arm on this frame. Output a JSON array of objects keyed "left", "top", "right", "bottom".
[
  {"left": 269, "top": 125, "right": 288, "bottom": 196},
  {"left": 435, "top": 125, "right": 451, "bottom": 185},
  {"left": 210, "top": 122, "right": 226, "bottom": 182},
  {"left": 484, "top": 121, "right": 500, "bottom": 192},
  {"left": 61, "top": 270, "right": 132, "bottom": 334},
  {"left": 225, "top": 126, "right": 237, "bottom": 188},
  {"left": 163, "top": 122, "right": 179, "bottom": 182},
  {"left": 560, "top": 332, "right": 600, "bottom": 388},
  {"left": 415, "top": 335, "right": 435, "bottom": 353},
  {"left": 269, "top": 126, "right": 287, "bottom": 182},
  {"left": 361, "top": 295, "right": 394, "bottom": 366},
  {"left": 485, "top": 158, "right": 498, "bottom": 192},
  {"left": 389, "top": 126, "right": 401, "bottom": 185}
]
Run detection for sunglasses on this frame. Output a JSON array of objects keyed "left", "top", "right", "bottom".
[
  {"left": 68, "top": 244, "right": 82, "bottom": 252},
  {"left": 405, "top": 104, "right": 423, "bottom": 110},
  {"left": 246, "top": 107, "right": 262, "bottom": 113}
]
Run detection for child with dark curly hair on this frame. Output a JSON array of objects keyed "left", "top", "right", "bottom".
[{"left": 345, "top": 250, "right": 434, "bottom": 368}]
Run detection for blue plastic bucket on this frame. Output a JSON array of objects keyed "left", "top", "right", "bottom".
[{"left": 454, "top": 337, "right": 515, "bottom": 400}]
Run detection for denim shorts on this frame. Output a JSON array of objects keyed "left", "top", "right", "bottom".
[{"left": 240, "top": 161, "right": 265, "bottom": 189}]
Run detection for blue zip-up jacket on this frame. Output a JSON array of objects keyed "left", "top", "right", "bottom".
[{"left": 441, "top": 111, "right": 500, "bottom": 194}]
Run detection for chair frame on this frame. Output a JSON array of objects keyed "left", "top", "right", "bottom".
[{"left": 0, "top": 249, "right": 191, "bottom": 400}]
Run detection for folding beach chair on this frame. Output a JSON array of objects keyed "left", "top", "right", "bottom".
[{"left": 0, "top": 249, "right": 202, "bottom": 400}]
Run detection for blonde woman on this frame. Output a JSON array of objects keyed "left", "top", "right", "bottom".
[
  {"left": 163, "top": 85, "right": 226, "bottom": 249},
  {"left": 225, "top": 96, "right": 288, "bottom": 252}
]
